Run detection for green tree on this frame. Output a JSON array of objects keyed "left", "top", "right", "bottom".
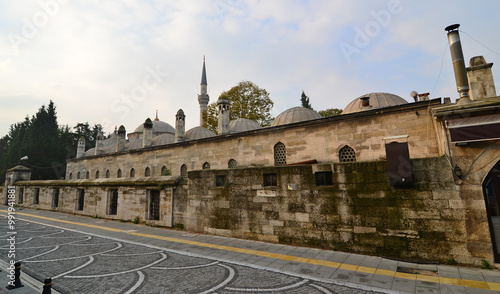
[
  {"left": 300, "top": 90, "right": 313, "bottom": 110},
  {"left": 203, "top": 81, "right": 274, "bottom": 133},
  {"left": 318, "top": 108, "right": 343, "bottom": 117}
]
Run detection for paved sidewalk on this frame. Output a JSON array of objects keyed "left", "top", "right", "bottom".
[
  {"left": 0, "top": 259, "right": 49, "bottom": 294},
  {"left": 2, "top": 207, "right": 500, "bottom": 294}
]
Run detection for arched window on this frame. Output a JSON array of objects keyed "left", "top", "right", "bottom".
[
  {"left": 161, "top": 166, "right": 170, "bottom": 176},
  {"left": 202, "top": 162, "right": 211, "bottom": 170},
  {"left": 339, "top": 145, "right": 356, "bottom": 162},
  {"left": 180, "top": 164, "right": 188, "bottom": 178},
  {"left": 274, "top": 142, "right": 286, "bottom": 166},
  {"left": 145, "top": 167, "right": 151, "bottom": 176},
  {"left": 69, "top": 173, "right": 73, "bottom": 180},
  {"left": 117, "top": 169, "right": 122, "bottom": 178},
  {"left": 86, "top": 171, "right": 90, "bottom": 179},
  {"left": 130, "top": 168, "right": 135, "bottom": 177},
  {"left": 95, "top": 170, "right": 100, "bottom": 179},
  {"left": 77, "top": 172, "right": 80, "bottom": 179},
  {"left": 228, "top": 159, "right": 237, "bottom": 169},
  {"left": 105, "top": 170, "right": 110, "bottom": 178}
]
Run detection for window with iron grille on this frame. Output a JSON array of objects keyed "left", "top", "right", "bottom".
[
  {"left": 228, "top": 159, "right": 237, "bottom": 168},
  {"left": 52, "top": 188, "right": 59, "bottom": 208},
  {"left": 148, "top": 190, "right": 160, "bottom": 220},
  {"left": 95, "top": 170, "right": 100, "bottom": 179},
  {"left": 315, "top": 171, "right": 333, "bottom": 186},
  {"left": 145, "top": 167, "right": 151, "bottom": 176},
  {"left": 181, "top": 164, "right": 188, "bottom": 178},
  {"left": 339, "top": 145, "right": 356, "bottom": 162},
  {"left": 76, "top": 189, "right": 85, "bottom": 211},
  {"left": 117, "top": 169, "right": 122, "bottom": 178},
  {"left": 216, "top": 175, "right": 227, "bottom": 187},
  {"left": 108, "top": 189, "right": 118, "bottom": 215},
  {"left": 130, "top": 168, "right": 135, "bottom": 177},
  {"left": 18, "top": 188, "right": 24, "bottom": 204},
  {"left": 274, "top": 142, "right": 286, "bottom": 166},
  {"left": 34, "top": 188, "right": 40, "bottom": 205},
  {"left": 263, "top": 173, "right": 277, "bottom": 186},
  {"left": 202, "top": 162, "right": 211, "bottom": 169}
]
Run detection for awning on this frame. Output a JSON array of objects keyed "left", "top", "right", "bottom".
[{"left": 447, "top": 114, "right": 500, "bottom": 143}]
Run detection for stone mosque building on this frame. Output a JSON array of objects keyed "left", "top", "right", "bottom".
[{"left": 3, "top": 26, "right": 500, "bottom": 266}]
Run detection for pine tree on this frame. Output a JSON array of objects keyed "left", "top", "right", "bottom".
[{"left": 301, "top": 91, "right": 313, "bottom": 110}]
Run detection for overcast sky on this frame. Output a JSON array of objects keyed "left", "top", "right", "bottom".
[{"left": 1, "top": 0, "right": 499, "bottom": 137}]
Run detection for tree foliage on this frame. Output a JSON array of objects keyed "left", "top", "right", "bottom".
[
  {"left": 300, "top": 91, "right": 313, "bottom": 110},
  {"left": 203, "top": 81, "right": 274, "bottom": 133},
  {"left": 0, "top": 101, "right": 103, "bottom": 182},
  {"left": 318, "top": 108, "right": 343, "bottom": 117}
]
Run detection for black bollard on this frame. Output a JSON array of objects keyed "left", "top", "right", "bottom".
[
  {"left": 6, "top": 261, "right": 24, "bottom": 289},
  {"left": 42, "top": 278, "right": 52, "bottom": 294}
]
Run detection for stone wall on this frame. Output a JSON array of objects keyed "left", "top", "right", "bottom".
[
  {"left": 65, "top": 101, "right": 440, "bottom": 180},
  {"left": 176, "top": 157, "right": 492, "bottom": 266},
  {"left": 14, "top": 177, "right": 178, "bottom": 227}
]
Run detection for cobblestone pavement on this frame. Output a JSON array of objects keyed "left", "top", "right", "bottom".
[{"left": 0, "top": 218, "right": 383, "bottom": 294}]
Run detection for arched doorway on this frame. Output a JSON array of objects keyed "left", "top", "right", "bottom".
[{"left": 483, "top": 161, "right": 500, "bottom": 262}]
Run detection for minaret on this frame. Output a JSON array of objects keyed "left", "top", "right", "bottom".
[
  {"left": 175, "top": 109, "right": 186, "bottom": 143},
  {"left": 198, "top": 56, "right": 209, "bottom": 126}
]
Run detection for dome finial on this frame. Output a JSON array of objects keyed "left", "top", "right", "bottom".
[{"left": 154, "top": 110, "right": 159, "bottom": 121}]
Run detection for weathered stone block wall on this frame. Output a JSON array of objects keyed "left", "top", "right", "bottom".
[
  {"left": 66, "top": 103, "right": 440, "bottom": 181},
  {"left": 15, "top": 180, "right": 175, "bottom": 227},
  {"left": 176, "top": 157, "right": 492, "bottom": 265}
]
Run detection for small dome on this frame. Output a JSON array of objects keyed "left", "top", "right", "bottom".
[
  {"left": 133, "top": 120, "right": 174, "bottom": 134},
  {"left": 272, "top": 106, "right": 322, "bottom": 126},
  {"left": 125, "top": 139, "right": 142, "bottom": 151},
  {"left": 229, "top": 118, "right": 262, "bottom": 133},
  {"left": 152, "top": 133, "right": 175, "bottom": 146},
  {"left": 343, "top": 92, "right": 408, "bottom": 114},
  {"left": 185, "top": 126, "right": 216, "bottom": 140},
  {"left": 84, "top": 147, "right": 96, "bottom": 156}
]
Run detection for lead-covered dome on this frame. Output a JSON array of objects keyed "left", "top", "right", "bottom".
[
  {"left": 185, "top": 126, "right": 216, "bottom": 140},
  {"left": 229, "top": 118, "right": 262, "bottom": 133},
  {"left": 152, "top": 133, "right": 175, "bottom": 146},
  {"left": 343, "top": 92, "right": 408, "bottom": 114},
  {"left": 271, "top": 106, "right": 322, "bottom": 127},
  {"left": 133, "top": 120, "right": 174, "bottom": 134}
]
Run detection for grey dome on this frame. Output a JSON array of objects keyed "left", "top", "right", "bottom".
[
  {"left": 272, "top": 106, "right": 322, "bottom": 127},
  {"left": 84, "top": 147, "right": 96, "bottom": 156},
  {"left": 343, "top": 92, "right": 408, "bottom": 114},
  {"left": 125, "top": 139, "right": 142, "bottom": 151},
  {"left": 133, "top": 120, "right": 175, "bottom": 134},
  {"left": 185, "top": 126, "right": 216, "bottom": 140},
  {"left": 229, "top": 118, "right": 262, "bottom": 133},
  {"left": 152, "top": 133, "right": 175, "bottom": 146}
]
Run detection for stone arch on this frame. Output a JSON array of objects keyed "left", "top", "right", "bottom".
[
  {"left": 466, "top": 142, "right": 500, "bottom": 185},
  {"left": 69, "top": 173, "right": 73, "bottom": 180},
  {"left": 95, "top": 170, "right": 100, "bottom": 179},
  {"left": 274, "top": 142, "right": 286, "bottom": 166},
  {"left": 145, "top": 167, "right": 151, "bottom": 176},
  {"left": 117, "top": 169, "right": 122, "bottom": 178},
  {"left": 105, "top": 170, "right": 110, "bottom": 178},
  {"left": 339, "top": 145, "right": 356, "bottom": 162},
  {"left": 86, "top": 171, "right": 90, "bottom": 179},
  {"left": 130, "top": 168, "right": 135, "bottom": 177},
  {"left": 180, "top": 164, "right": 188, "bottom": 178},
  {"left": 228, "top": 159, "right": 237, "bottom": 168},
  {"left": 202, "top": 162, "right": 211, "bottom": 169}
]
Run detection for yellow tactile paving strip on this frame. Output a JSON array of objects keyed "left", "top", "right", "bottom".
[{"left": 4, "top": 210, "right": 500, "bottom": 291}]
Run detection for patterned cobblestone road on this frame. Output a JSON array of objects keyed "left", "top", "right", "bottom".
[{"left": 0, "top": 217, "right": 383, "bottom": 294}]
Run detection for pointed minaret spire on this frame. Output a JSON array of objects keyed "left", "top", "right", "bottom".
[
  {"left": 154, "top": 110, "right": 159, "bottom": 121},
  {"left": 198, "top": 56, "right": 210, "bottom": 126}
]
